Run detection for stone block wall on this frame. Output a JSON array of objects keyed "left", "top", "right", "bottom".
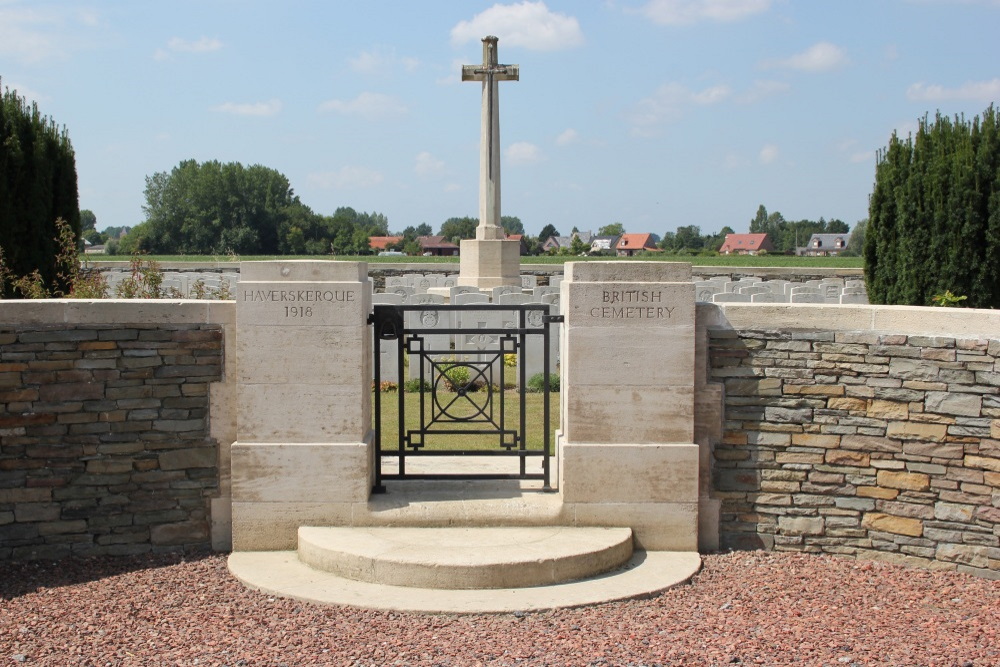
[
  {"left": 0, "top": 314, "right": 226, "bottom": 559},
  {"left": 708, "top": 318, "right": 1000, "bottom": 578}
]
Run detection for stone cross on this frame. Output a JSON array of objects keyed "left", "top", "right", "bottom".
[{"left": 462, "top": 35, "right": 518, "bottom": 241}]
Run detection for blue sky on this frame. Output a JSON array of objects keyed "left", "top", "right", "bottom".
[{"left": 2, "top": 0, "right": 999, "bottom": 238}]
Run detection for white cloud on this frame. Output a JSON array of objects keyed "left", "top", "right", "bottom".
[
  {"left": 737, "top": 79, "right": 791, "bottom": 104},
  {"left": 350, "top": 47, "right": 419, "bottom": 75},
  {"left": 723, "top": 152, "right": 748, "bottom": 170},
  {"left": 155, "top": 36, "right": 222, "bottom": 61},
  {"left": 451, "top": 1, "right": 584, "bottom": 51},
  {"left": 506, "top": 141, "right": 543, "bottom": 164},
  {"left": 906, "top": 78, "right": 1000, "bottom": 102},
  {"left": 555, "top": 128, "right": 579, "bottom": 146},
  {"left": 414, "top": 151, "right": 445, "bottom": 176},
  {"left": 318, "top": 92, "right": 408, "bottom": 118},
  {"left": 838, "top": 139, "right": 876, "bottom": 164},
  {"left": 0, "top": 4, "right": 98, "bottom": 63},
  {"left": 211, "top": 99, "right": 283, "bottom": 117},
  {"left": 308, "top": 166, "right": 384, "bottom": 190},
  {"left": 77, "top": 9, "right": 100, "bottom": 27},
  {"left": 639, "top": 0, "right": 771, "bottom": 25},
  {"left": 3, "top": 82, "right": 47, "bottom": 104},
  {"left": 444, "top": 182, "right": 462, "bottom": 193},
  {"left": 765, "top": 42, "right": 848, "bottom": 72},
  {"left": 166, "top": 36, "right": 223, "bottom": 53},
  {"left": 628, "top": 82, "right": 731, "bottom": 134},
  {"left": 758, "top": 144, "right": 779, "bottom": 164}
]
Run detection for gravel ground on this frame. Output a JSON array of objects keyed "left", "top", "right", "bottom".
[{"left": 2, "top": 550, "right": 998, "bottom": 666}]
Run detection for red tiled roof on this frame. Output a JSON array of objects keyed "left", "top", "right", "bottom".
[
  {"left": 718, "top": 233, "right": 771, "bottom": 254},
  {"left": 617, "top": 233, "right": 657, "bottom": 249},
  {"left": 369, "top": 236, "right": 403, "bottom": 250}
]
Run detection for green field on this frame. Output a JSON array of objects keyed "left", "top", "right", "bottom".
[
  {"left": 91, "top": 253, "right": 863, "bottom": 269},
  {"left": 374, "top": 389, "right": 558, "bottom": 453}
]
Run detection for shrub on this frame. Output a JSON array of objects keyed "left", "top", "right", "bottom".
[
  {"left": 526, "top": 372, "right": 560, "bottom": 393},
  {"left": 115, "top": 254, "right": 164, "bottom": 298},
  {"left": 403, "top": 378, "right": 430, "bottom": 393},
  {"left": 930, "top": 290, "right": 967, "bottom": 307}
]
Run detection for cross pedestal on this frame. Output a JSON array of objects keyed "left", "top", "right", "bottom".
[
  {"left": 458, "top": 237, "right": 521, "bottom": 289},
  {"left": 458, "top": 35, "right": 521, "bottom": 289}
]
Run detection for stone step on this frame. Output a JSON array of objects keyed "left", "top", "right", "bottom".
[
  {"left": 228, "top": 547, "right": 702, "bottom": 614},
  {"left": 297, "top": 526, "right": 634, "bottom": 589}
]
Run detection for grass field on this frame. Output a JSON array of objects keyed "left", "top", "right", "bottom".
[
  {"left": 92, "top": 253, "right": 863, "bottom": 269},
  {"left": 373, "top": 388, "right": 558, "bottom": 454}
]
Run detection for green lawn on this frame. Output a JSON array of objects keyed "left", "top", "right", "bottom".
[{"left": 373, "top": 389, "right": 558, "bottom": 453}]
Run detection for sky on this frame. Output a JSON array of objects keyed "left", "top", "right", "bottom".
[{"left": 2, "top": 0, "right": 999, "bottom": 238}]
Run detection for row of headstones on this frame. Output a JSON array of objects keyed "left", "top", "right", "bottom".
[
  {"left": 97, "top": 269, "right": 866, "bottom": 305},
  {"left": 384, "top": 273, "right": 550, "bottom": 293},
  {"left": 695, "top": 277, "right": 869, "bottom": 304},
  {"left": 372, "top": 285, "right": 561, "bottom": 386}
]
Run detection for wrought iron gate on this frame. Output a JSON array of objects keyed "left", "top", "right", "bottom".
[{"left": 369, "top": 303, "right": 560, "bottom": 492}]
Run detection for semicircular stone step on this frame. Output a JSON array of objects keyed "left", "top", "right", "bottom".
[{"left": 297, "top": 526, "right": 634, "bottom": 590}]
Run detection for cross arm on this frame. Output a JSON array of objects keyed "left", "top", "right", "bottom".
[{"left": 462, "top": 64, "right": 520, "bottom": 82}]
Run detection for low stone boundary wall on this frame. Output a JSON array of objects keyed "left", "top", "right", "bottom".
[
  {"left": 3, "top": 295, "right": 999, "bottom": 579},
  {"left": 704, "top": 304, "right": 1000, "bottom": 577},
  {"left": 0, "top": 301, "right": 235, "bottom": 559}
]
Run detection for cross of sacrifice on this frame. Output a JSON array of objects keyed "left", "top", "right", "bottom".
[{"left": 462, "top": 36, "right": 519, "bottom": 239}]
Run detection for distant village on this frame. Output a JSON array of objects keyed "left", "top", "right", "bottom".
[{"left": 363, "top": 230, "right": 853, "bottom": 258}]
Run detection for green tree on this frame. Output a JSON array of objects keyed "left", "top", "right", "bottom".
[
  {"left": 673, "top": 225, "right": 704, "bottom": 251},
  {"left": 537, "top": 224, "right": 559, "bottom": 242},
  {"left": 0, "top": 80, "right": 81, "bottom": 297},
  {"left": 842, "top": 219, "right": 867, "bottom": 256},
  {"left": 706, "top": 226, "right": 734, "bottom": 252},
  {"left": 139, "top": 159, "right": 309, "bottom": 255},
  {"left": 865, "top": 106, "right": 1000, "bottom": 307},
  {"left": 80, "top": 209, "right": 97, "bottom": 233},
  {"left": 439, "top": 217, "right": 478, "bottom": 243},
  {"left": 500, "top": 215, "right": 524, "bottom": 236},
  {"left": 599, "top": 222, "right": 625, "bottom": 237},
  {"left": 749, "top": 205, "right": 769, "bottom": 233}
]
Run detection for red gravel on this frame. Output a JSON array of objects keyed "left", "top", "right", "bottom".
[{"left": 1, "top": 550, "right": 998, "bottom": 666}]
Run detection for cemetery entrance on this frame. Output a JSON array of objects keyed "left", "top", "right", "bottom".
[{"left": 370, "top": 303, "right": 559, "bottom": 491}]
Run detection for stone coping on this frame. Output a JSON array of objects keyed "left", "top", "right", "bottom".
[
  {"left": 701, "top": 303, "right": 1000, "bottom": 337},
  {"left": 4, "top": 300, "right": 995, "bottom": 337},
  {"left": 0, "top": 299, "right": 235, "bottom": 326}
]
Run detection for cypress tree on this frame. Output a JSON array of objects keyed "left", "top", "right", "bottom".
[
  {"left": 865, "top": 105, "right": 1000, "bottom": 308},
  {"left": 0, "top": 79, "right": 80, "bottom": 297}
]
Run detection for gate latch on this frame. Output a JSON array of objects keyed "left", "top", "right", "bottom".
[{"left": 369, "top": 305, "right": 404, "bottom": 340}]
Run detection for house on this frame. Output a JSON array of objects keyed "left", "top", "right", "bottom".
[
  {"left": 416, "top": 235, "right": 460, "bottom": 256},
  {"left": 615, "top": 233, "right": 660, "bottom": 257},
  {"left": 718, "top": 233, "right": 774, "bottom": 255},
  {"left": 800, "top": 233, "right": 851, "bottom": 256},
  {"left": 589, "top": 235, "right": 620, "bottom": 254},
  {"left": 506, "top": 234, "right": 530, "bottom": 255},
  {"left": 369, "top": 236, "right": 403, "bottom": 252},
  {"left": 542, "top": 231, "right": 593, "bottom": 253}
]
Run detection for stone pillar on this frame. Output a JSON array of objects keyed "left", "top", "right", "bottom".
[
  {"left": 558, "top": 262, "right": 700, "bottom": 551},
  {"left": 230, "top": 261, "right": 373, "bottom": 550}
]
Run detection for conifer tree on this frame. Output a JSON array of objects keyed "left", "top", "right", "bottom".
[
  {"left": 864, "top": 106, "right": 1000, "bottom": 308},
  {"left": 0, "top": 79, "right": 81, "bottom": 297}
]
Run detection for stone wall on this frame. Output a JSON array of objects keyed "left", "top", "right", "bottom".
[
  {"left": 0, "top": 301, "right": 235, "bottom": 559},
  {"left": 704, "top": 304, "right": 1000, "bottom": 577}
]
